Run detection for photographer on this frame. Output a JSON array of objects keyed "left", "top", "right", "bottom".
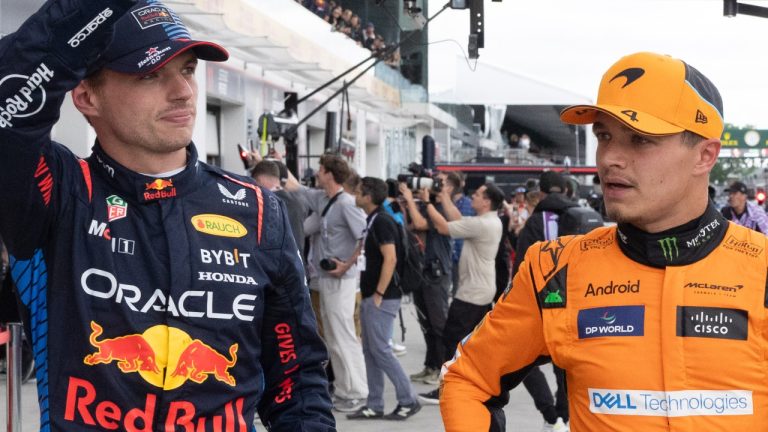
[
  {"left": 418, "top": 182, "right": 504, "bottom": 404},
  {"left": 279, "top": 152, "right": 369, "bottom": 412},
  {"left": 442, "top": 171, "right": 476, "bottom": 297},
  {"left": 398, "top": 181, "right": 452, "bottom": 388}
]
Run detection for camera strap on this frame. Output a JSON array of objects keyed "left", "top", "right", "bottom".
[{"left": 321, "top": 190, "right": 344, "bottom": 218}]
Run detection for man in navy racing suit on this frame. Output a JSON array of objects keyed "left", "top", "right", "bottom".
[{"left": 0, "top": 0, "right": 335, "bottom": 430}]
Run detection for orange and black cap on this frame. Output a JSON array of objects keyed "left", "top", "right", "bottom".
[{"left": 560, "top": 52, "right": 724, "bottom": 140}]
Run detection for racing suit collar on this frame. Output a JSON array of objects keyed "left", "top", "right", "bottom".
[
  {"left": 616, "top": 202, "right": 728, "bottom": 268},
  {"left": 89, "top": 142, "right": 201, "bottom": 203}
]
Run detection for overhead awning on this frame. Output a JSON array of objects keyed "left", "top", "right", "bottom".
[
  {"left": 431, "top": 59, "right": 592, "bottom": 160},
  {"left": 430, "top": 59, "right": 592, "bottom": 106}
]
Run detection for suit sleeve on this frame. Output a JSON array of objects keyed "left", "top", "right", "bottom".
[
  {"left": 258, "top": 199, "right": 336, "bottom": 431},
  {"left": 441, "top": 246, "right": 549, "bottom": 432},
  {"left": 0, "top": 0, "right": 134, "bottom": 258}
]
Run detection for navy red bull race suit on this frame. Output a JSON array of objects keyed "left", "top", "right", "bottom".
[{"left": 0, "top": 1, "right": 334, "bottom": 431}]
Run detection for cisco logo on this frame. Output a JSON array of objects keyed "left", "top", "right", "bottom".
[{"left": 676, "top": 306, "right": 748, "bottom": 341}]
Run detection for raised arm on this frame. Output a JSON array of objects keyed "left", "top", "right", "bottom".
[{"left": 0, "top": 0, "right": 135, "bottom": 257}]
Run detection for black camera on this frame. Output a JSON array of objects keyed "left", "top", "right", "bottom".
[
  {"left": 397, "top": 163, "right": 441, "bottom": 193},
  {"left": 319, "top": 258, "right": 337, "bottom": 271}
]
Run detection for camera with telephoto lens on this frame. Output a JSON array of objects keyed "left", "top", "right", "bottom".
[
  {"left": 397, "top": 163, "right": 442, "bottom": 193},
  {"left": 319, "top": 258, "right": 337, "bottom": 271}
]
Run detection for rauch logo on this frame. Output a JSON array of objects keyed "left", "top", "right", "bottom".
[{"left": 191, "top": 214, "right": 247, "bottom": 238}]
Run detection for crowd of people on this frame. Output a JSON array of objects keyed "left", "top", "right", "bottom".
[
  {"left": 296, "top": 0, "right": 401, "bottom": 67},
  {"left": 245, "top": 146, "right": 588, "bottom": 429}
]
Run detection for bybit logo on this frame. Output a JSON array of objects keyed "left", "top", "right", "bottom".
[{"left": 658, "top": 237, "right": 679, "bottom": 261}]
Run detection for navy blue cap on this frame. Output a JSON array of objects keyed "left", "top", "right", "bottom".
[
  {"left": 99, "top": 0, "right": 228, "bottom": 75},
  {"left": 725, "top": 181, "right": 748, "bottom": 195}
]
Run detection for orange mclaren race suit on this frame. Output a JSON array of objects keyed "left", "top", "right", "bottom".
[
  {"left": 441, "top": 203, "right": 768, "bottom": 431},
  {"left": 0, "top": 0, "right": 333, "bottom": 431}
]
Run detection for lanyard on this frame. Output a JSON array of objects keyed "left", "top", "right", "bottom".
[
  {"left": 361, "top": 213, "right": 379, "bottom": 251},
  {"left": 321, "top": 190, "right": 344, "bottom": 239}
]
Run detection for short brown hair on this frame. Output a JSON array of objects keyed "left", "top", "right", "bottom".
[
  {"left": 319, "top": 153, "right": 350, "bottom": 185},
  {"left": 681, "top": 130, "right": 707, "bottom": 147},
  {"left": 443, "top": 171, "right": 462, "bottom": 191},
  {"left": 251, "top": 160, "right": 280, "bottom": 179}
]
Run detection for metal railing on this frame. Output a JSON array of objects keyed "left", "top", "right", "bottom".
[{"left": 3, "top": 322, "right": 22, "bottom": 432}]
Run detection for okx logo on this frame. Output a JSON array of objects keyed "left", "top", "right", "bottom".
[{"left": 658, "top": 237, "right": 679, "bottom": 261}]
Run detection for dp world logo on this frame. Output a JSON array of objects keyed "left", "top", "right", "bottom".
[
  {"left": 577, "top": 305, "right": 644, "bottom": 339},
  {"left": 658, "top": 237, "right": 679, "bottom": 261},
  {"left": 601, "top": 312, "right": 617, "bottom": 325}
]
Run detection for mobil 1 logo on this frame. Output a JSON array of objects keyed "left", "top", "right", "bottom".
[{"left": 676, "top": 306, "right": 748, "bottom": 341}]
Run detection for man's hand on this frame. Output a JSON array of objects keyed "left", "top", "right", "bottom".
[
  {"left": 373, "top": 293, "right": 383, "bottom": 307},
  {"left": 399, "top": 183, "right": 414, "bottom": 202},
  {"left": 418, "top": 188, "right": 431, "bottom": 203},
  {"left": 267, "top": 148, "right": 283, "bottom": 161},
  {"left": 326, "top": 258, "right": 349, "bottom": 278},
  {"left": 438, "top": 187, "right": 452, "bottom": 205},
  {"left": 248, "top": 150, "right": 263, "bottom": 166}
]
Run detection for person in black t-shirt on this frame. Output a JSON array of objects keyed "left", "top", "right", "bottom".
[{"left": 347, "top": 177, "right": 421, "bottom": 421}]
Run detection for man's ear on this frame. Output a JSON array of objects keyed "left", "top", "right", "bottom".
[
  {"left": 71, "top": 80, "right": 100, "bottom": 118},
  {"left": 694, "top": 138, "right": 722, "bottom": 176}
]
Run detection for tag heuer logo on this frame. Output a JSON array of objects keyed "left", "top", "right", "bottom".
[{"left": 106, "top": 195, "right": 127, "bottom": 222}]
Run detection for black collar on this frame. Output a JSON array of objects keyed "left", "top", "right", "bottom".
[
  {"left": 366, "top": 206, "right": 385, "bottom": 222},
  {"left": 616, "top": 203, "right": 728, "bottom": 268},
  {"left": 88, "top": 142, "right": 201, "bottom": 204}
]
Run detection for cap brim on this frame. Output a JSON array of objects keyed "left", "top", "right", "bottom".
[
  {"left": 560, "top": 104, "right": 684, "bottom": 137},
  {"left": 105, "top": 39, "right": 229, "bottom": 75}
]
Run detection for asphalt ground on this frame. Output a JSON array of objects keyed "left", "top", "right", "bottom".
[{"left": 1, "top": 299, "right": 556, "bottom": 431}]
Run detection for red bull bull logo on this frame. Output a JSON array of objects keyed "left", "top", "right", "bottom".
[
  {"left": 143, "top": 178, "right": 176, "bottom": 200},
  {"left": 83, "top": 322, "right": 238, "bottom": 390},
  {"left": 171, "top": 340, "right": 238, "bottom": 386},
  {"left": 145, "top": 178, "right": 173, "bottom": 191},
  {"left": 84, "top": 321, "right": 160, "bottom": 374}
]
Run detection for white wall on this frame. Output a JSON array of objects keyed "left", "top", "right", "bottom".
[{"left": 53, "top": 95, "right": 93, "bottom": 157}]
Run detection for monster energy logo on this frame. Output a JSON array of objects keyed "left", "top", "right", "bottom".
[
  {"left": 658, "top": 237, "right": 679, "bottom": 261},
  {"left": 544, "top": 290, "right": 563, "bottom": 304}
]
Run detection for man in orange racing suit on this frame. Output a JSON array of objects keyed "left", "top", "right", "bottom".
[{"left": 441, "top": 51, "right": 768, "bottom": 431}]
